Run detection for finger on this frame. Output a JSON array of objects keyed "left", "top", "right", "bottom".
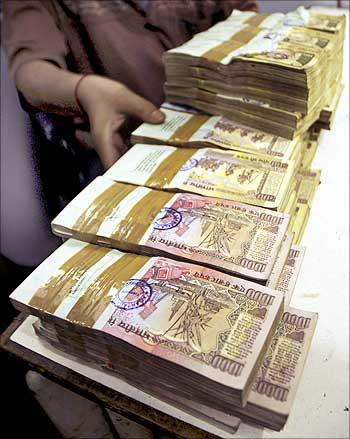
[
  {"left": 92, "top": 121, "right": 121, "bottom": 169},
  {"left": 117, "top": 86, "right": 165, "bottom": 124},
  {"left": 75, "top": 129, "right": 95, "bottom": 150},
  {"left": 73, "top": 115, "right": 90, "bottom": 131},
  {"left": 73, "top": 116, "right": 86, "bottom": 124},
  {"left": 111, "top": 130, "right": 129, "bottom": 157},
  {"left": 97, "top": 139, "right": 121, "bottom": 169}
]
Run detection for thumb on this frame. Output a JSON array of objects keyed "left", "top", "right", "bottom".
[{"left": 117, "top": 86, "right": 165, "bottom": 124}]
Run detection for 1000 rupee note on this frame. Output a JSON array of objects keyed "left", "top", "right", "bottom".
[
  {"left": 286, "top": 169, "right": 321, "bottom": 244},
  {"left": 52, "top": 177, "right": 290, "bottom": 283},
  {"left": 166, "top": 21, "right": 323, "bottom": 70},
  {"left": 132, "top": 108, "right": 302, "bottom": 161},
  {"left": 201, "top": 19, "right": 334, "bottom": 58},
  {"left": 266, "top": 231, "right": 293, "bottom": 290},
  {"left": 33, "top": 319, "right": 242, "bottom": 436},
  {"left": 104, "top": 144, "right": 295, "bottom": 210},
  {"left": 10, "top": 239, "right": 284, "bottom": 409},
  {"left": 284, "top": 167, "right": 321, "bottom": 213},
  {"left": 275, "top": 245, "right": 306, "bottom": 305},
  {"left": 221, "top": 8, "right": 345, "bottom": 34},
  {"left": 100, "top": 256, "right": 284, "bottom": 407},
  {"left": 294, "top": 169, "right": 321, "bottom": 208},
  {"left": 232, "top": 306, "right": 318, "bottom": 430},
  {"left": 284, "top": 7, "right": 346, "bottom": 34}
]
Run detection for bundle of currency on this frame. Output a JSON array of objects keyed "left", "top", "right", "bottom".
[
  {"left": 273, "top": 245, "right": 306, "bottom": 305},
  {"left": 283, "top": 6, "right": 346, "bottom": 93},
  {"left": 52, "top": 177, "right": 291, "bottom": 284},
  {"left": 164, "top": 7, "right": 345, "bottom": 139},
  {"left": 284, "top": 7, "right": 346, "bottom": 33},
  {"left": 33, "top": 303, "right": 317, "bottom": 432},
  {"left": 132, "top": 106, "right": 326, "bottom": 172},
  {"left": 232, "top": 306, "right": 318, "bottom": 430},
  {"left": 224, "top": 8, "right": 346, "bottom": 53},
  {"left": 216, "top": 7, "right": 345, "bottom": 31},
  {"left": 266, "top": 231, "right": 294, "bottom": 290},
  {"left": 33, "top": 319, "right": 241, "bottom": 436},
  {"left": 314, "top": 82, "right": 344, "bottom": 130},
  {"left": 132, "top": 107, "right": 304, "bottom": 162},
  {"left": 10, "top": 239, "right": 285, "bottom": 414},
  {"left": 32, "top": 319, "right": 242, "bottom": 436},
  {"left": 299, "top": 130, "right": 321, "bottom": 169},
  {"left": 104, "top": 144, "right": 295, "bottom": 211},
  {"left": 287, "top": 169, "right": 322, "bottom": 244}
]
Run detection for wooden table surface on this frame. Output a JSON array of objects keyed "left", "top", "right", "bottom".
[{"left": 1, "top": 313, "right": 233, "bottom": 439}]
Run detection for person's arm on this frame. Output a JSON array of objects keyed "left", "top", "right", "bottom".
[
  {"left": 14, "top": 60, "right": 82, "bottom": 116},
  {"left": 3, "top": 1, "right": 164, "bottom": 168},
  {"left": 15, "top": 61, "right": 165, "bottom": 168}
]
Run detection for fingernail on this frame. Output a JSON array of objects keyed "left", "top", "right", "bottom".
[{"left": 150, "top": 109, "right": 165, "bottom": 123}]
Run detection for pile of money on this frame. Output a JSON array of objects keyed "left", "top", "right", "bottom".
[
  {"left": 231, "top": 306, "right": 318, "bottom": 430},
  {"left": 104, "top": 143, "right": 295, "bottom": 211},
  {"left": 9, "top": 6, "right": 335, "bottom": 434},
  {"left": 10, "top": 240, "right": 285, "bottom": 416},
  {"left": 131, "top": 105, "right": 323, "bottom": 243},
  {"left": 34, "top": 304, "right": 317, "bottom": 432},
  {"left": 32, "top": 316, "right": 241, "bottom": 436},
  {"left": 131, "top": 107, "right": 305, "bottom": 163},
  {"left": 9, "top": 142, "right": 317, "bottom": 433},
  {"left": 273, "top": 246, "right": 306, "bottom": 305},
  {"left": 164, "top": 7, "right": 345, "bottom": 139},
  {"left": 300, "top": 128, "right": 322, "bottom": 169},
  {"left": 276, "top": 7, "right": 345, "bottom": 131},
  {"left": 10, "top": 239, "right": 317, "bottom": 431},
  {"left": 314, "top": 82, "right": 344, "bottom": 130},
  {"left": 286, "top": 169, "right": 322, "bottom": 244},
  {"left": 52, "top": 176, "right": 291, "bottom": 284}
]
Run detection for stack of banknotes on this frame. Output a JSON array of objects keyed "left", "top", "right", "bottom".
[
  {"left": 10, "top": 239, "right": 317, "bottom": 432},
  {"left": 131, "top": 108, "right": 321, "bottom": 243},
  {"left": 104, "top": 141, "right": 321, "bottom": 243},
  {"left": 300, "top": 126, "right": 322, "bottom": 169},
  {"left": 51, "top": 175, "right": 308, "bottom": 291},
  {"left": 10, "top": 5, "right": 342, "bottom": 435},
  {"left": 313, "top": 82, "right": 344, "bottom": 130},
  {"left": 164, "top": 7, "right": 345, "bottom": 139},
  {"left": 285, "top": 169, "right": 321, "bottom": 244},
  {"left": 104, "top": 143, "right": 295, "bottom": 211}
]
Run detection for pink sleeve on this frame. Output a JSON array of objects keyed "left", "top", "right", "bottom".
[{"left": 3, "top": 0, "right": 68, "bottom": 79}]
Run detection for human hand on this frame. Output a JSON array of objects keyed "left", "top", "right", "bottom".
[{"left": 75, "top": 75, "right": 165, "bottom": 168}]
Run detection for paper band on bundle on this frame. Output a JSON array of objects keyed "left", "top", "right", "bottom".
[
  {"left": 29, "top": 244, "right": 110, "bottom": 314},
  {"left": 169, "top": 114, "right": 210, "bottom": 144},
  {"left": 145, "top": 148, "right": 195, "bottom": 187},
  {"left": 29, "top": 245, "right": 149, "bottom": 327},
  {"left": 67, "top": 254, "right": 148, "bottom": 326},
  {"left": 245, "top": 13, "right": 273, "bottom": 28}
]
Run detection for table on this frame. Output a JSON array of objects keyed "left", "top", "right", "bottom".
[{"left": 1, "top": 7, "right": 349, "bottom": 439}]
